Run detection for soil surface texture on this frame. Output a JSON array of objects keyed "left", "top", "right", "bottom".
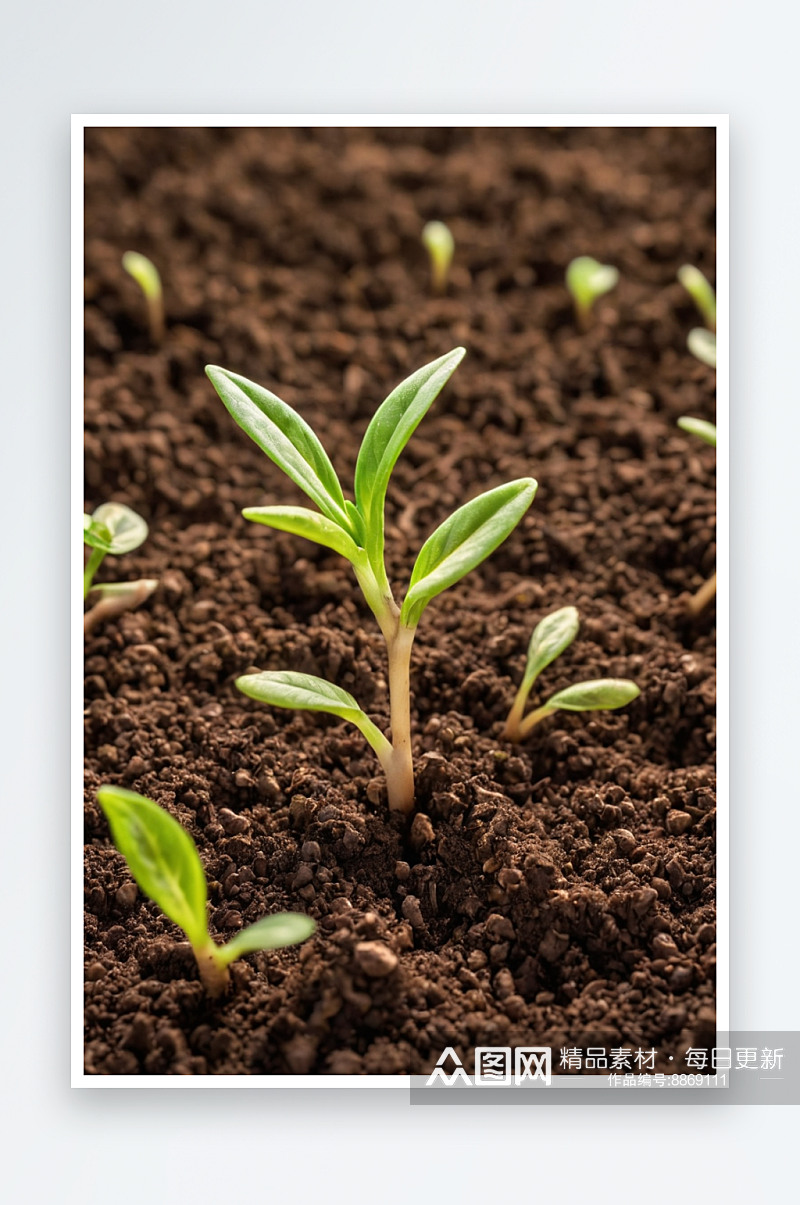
[{"left": 84, "top": 126, "right": 717, "bottom": 1076}]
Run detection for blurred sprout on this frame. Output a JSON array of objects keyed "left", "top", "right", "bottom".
[
  {"left": 421, "top": 221, "right": 455, "bottom": 294},
  {"left": 566, "top": 256, "right": 619, "bottom": 329},
  {"left": 678, "top": 265, "right": 716, "bottom": 331},
  {"left": 677, "top": 416, "right": 717, "bottom": 447},
  {"left": 687, "top": 328, "right": 716, "bottom": 368},
  {"left": 122, "top": 251, "right": 165, "bottom": 343}
]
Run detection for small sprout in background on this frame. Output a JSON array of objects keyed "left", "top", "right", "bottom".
[
  {"left": 97, "top": 786, "right": 315, "bottom": 998},
  {"left": 677, "top": 417, "right": 718, "bottom": 617},
  {"left": 83, "top": 502, "right": 156, "bottom": 634},
  {"left": 421, "top": 221, "right": 455, "bottom": 294},
  {"left": 566, "top": 256, "right": 619, "bottom": 330},
  {"left": 207, "top": 348, "right": 536, "bottom": 814},
  {"left": 501, "top": 605, "right": 639, "bottom": 742},
  {"left": 678, "top": 265, "right": 716, "bottom": 331},
  {"left": 687, "top": 327, "right": 716, "bottom": 368},
  {"left": 677, "top": 416, "right": 716, "bottom": 447},
  {"left": 122, "top": 251, "right": 165, "bottom": 343}
]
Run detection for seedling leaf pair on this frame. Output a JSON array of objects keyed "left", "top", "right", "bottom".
[
  {"left": 502, "top": 606, "right": 639, "bottom": 741},
  {"left": 97, "top": 786, "right": 315, "bottom": 996},
  {"left": 207, "top": 349, "right": 537, "bottom": 812},
  {"left": 83, "top": 502, "right": 156, "bottom": 632}
]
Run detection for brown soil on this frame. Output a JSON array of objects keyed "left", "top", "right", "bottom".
[{"left": 83, "top": 126, "right": 717, "bottom": 1076}]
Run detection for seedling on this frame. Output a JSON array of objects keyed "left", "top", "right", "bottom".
[
  {"left": 97, "top": 786, "right": 315, "bottom": 997},
  {"left": 421, "top": 221, "right": 455, "bottom": 293},
  {"left": 677, "top": 417, "right": 717, "bottom": 617},
  {"left": 207, "top": 348, "right": 536, "bottom": 814},
  {"left": 566, "top": 256, "right": 619, "bottom": 329},
  {"left": 678, "top": 265, "right": 716, "bottom": 331},
  {"left": 83, "top": 502, "right": 157, "bottom": 634},
  {"left": 122, "top": 251, "right": 165, "bottom": 343},
  {"left": 687, "top": 328, "right": 716, "bottom": 368},
  {"left": 501, "top": 605, "right": 639, "bottom": 741},
  {"left": 677, "top": 416, "right": 716, "bottom": 447}
]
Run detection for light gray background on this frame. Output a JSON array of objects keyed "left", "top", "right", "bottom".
[{"left": 2, "top": 1, "right": 797, "bottom": 1200}]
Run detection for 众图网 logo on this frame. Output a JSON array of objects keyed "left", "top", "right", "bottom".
[{"left": 425, "top": 1047, "right": 552, "bottom": 1086}]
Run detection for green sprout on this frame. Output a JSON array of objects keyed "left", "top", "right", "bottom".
[
  {"left": 677, "top": 417, "right": 717, "bottom": 617},
  {"left": 83, "top": 502, "right": 157, "bottom": 634},
  {"left": 678, "top": 265, "right": 716, "bottom": 331},
  {"left": 566, "top": 256, "right": 619, "bottom": 329},
  {"left": 677, "top": 416, "right": 716, "bottom": 447},
  {"left": 421, "top": 221, "right": 455, "bottom": 293},
  {"left": 97, "top": 786, "right": 315, "bottom": 998},
  {"left": 687, "top": 327, "right": 716, "bottom": 368},
  {"left": 501, "top": 606, "right": 640, "bottom": 742},
  {"left": 206, "top": 348, "right": 536, "bottom": 814},
  {"left": 122, "top": 251, "right": 165, "bottom": 343}
]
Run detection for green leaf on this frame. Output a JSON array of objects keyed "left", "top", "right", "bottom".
[
  {"left": 206, "top": 366, "right": 350, "bottom": 531},
  {"left": 218, "top": 913, "right": 316, "bottom": 967},
  {"left": 687, "top": 328, "right": 716, "bottom": 368},
  {"left": 401, "top": 478, "right": 537, "bottom": 628},
  {"left": 523, "top": 606, "right": 580, "bottom": 688},
  {"left": 677, "top": 417, "right": 717, "bottom": 447},
  {"left": 678, "top": 264, "right": 716, "bottom": 330},
  {"left": 566, "top": 256, "right": 619, "bottom": 312},
  {"left": 545, "top": 679, "right": 640, "bottom": 713},
  {"left": 97, "top": 786, "right": 209, "bottom": 950},
  {"left": 236, "top": 670, "right": 365, "bottom": 722},
  {"left": 243, "top": 505, "right": 363, "bottom": 563},
  {"left": 354, "top": 348, "right": 466, "bottom": 573},
  {"left": 87, "top": 503, "right": 149, "bottom": 555}
]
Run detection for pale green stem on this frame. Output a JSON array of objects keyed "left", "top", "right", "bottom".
[
  {"left": 384, "top": 623, "right": 416, "bottom": 813},
  {"left": 515, "top": 702, "right": 558, "bottom": 741},
  {"left": 83, "top": 547, "right": 106, "bottom": 598},
  {"left": 501, "top": 670, "right": 538, "bottom": 741},
  {"left": 193, "top": 940, "right": 230, "bottom": 998}
]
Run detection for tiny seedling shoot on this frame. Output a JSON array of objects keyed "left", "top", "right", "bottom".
[
  {"left": 687, "top": 327, "right": 716, "bottom": 368},
  {"left": 83, "top": 502, "right": 157, "bottom": 634},
  {"left": 566, "top": 256, "right": 619, "bottom": 330},
  {"left": 677, "top": 417, "right": 718, "bottom": 616},
  {"left": 97, "top": 786, "right": 315, "bottom": 997},
  {"left": 678, "top": 264, "right": 716, "bottom": 331},
  {"left": 206, "top": 348, "right": 537, "bottom": 814},
  {"left": 501, "top": 605, "right": 640, "bottom": 742},
  {"left": 122, "top": 250, "right": 165, "bottom": 343},
  {"left": 421, "top": 221, "right": 455, "bottom": 294}
]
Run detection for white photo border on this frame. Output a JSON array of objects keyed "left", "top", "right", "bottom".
[{"left": 73, "top": 114, "right": 728, "bottom": 1088}]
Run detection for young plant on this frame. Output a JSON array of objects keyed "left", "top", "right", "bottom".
[
  {"left": 677, "top": 417, "right": 717, "bottom": 617},
  {"left": 677, "top": 416, "right": 716, "bottom": 446},
  {"left": 122, "top": 250, "right": 165, "bottom": 343},
  {"left": 687, "top": 327, "right": 716, "bottom": 368},
  {"left": 421, "top": 221, "right": 455, "bottom": 293},
  {"left": 566, "top": 256, "right": 619, "bottom": 329},
  {"left": 97, "top": 786, "right": 315, "bottom": 997},
  {"left": 678, "top": 264, "right": 716, "bottom": 331},
  {"left": 501, "top": 605, "right": 640, "bottom": 742},
  {"left": 206, "top": 348, "right": 537, "bottom": 814},
  {"left": 83, "top": 502, "right": 157, "bottom": 634}
]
